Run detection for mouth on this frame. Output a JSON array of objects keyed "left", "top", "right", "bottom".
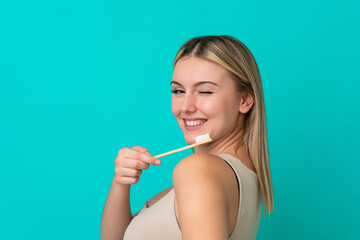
[{"left": 183, "top": 118, "right": 207, "bottom": 130}]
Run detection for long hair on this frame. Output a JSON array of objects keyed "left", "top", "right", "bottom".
[{"left": 173, "top": 35, "right": 274, "bottom": 216}]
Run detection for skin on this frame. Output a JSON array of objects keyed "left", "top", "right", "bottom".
[
  {"left": 170, "top": 56, "right": 255, "bottom": 239},
  {"left": 171, "top": 56, "right": 253, "bottom": 154},
  {"left": 100, "top": 56, "right": 255, "bottom": 240},
  {"left": 100, "top": 146, "right": 160, "bottom": 240}
]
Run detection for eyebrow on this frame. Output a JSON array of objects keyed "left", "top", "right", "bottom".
[{"left": 170, "top": 81, "right": 219, "bottom": 87}]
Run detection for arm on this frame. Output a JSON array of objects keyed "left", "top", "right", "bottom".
[
  {"left": 101, "top": 146, "right": 160, "bottom": 240},
  {"left": 101, "top": 176, "right": 133, "bottom": 240},
  {"left": 172, "top": 153, "right": 229, "bottom": 240}
]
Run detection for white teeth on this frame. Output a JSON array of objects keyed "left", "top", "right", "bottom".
[{"left": 185, "top": 120, "right": 206, "bottom": 126}]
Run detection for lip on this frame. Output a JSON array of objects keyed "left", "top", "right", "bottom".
[{"left": 182, "top": 118, "right": 207, "bottom": 131}]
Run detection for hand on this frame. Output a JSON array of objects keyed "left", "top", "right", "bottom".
[{"left": 114, "top": 146, "right": 161, "bottom": 185}]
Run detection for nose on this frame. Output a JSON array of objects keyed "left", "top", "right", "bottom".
[{"left": 181, "top": 93, "right": 197, "bottom": 114}]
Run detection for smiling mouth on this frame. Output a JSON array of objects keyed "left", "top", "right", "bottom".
[{"left": 183, "top": 119, "right": 207, "bottom": 126}]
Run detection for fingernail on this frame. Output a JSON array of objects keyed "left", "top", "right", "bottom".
[
  {"left": 155, "top": 160, "right": 161, "bottom": 165},
  {"left": 145, "top": 152, "right": 151, "bottom": 156}
]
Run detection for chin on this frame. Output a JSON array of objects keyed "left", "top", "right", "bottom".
[
  {"left": 181, "top": 134, "right": 193, "bottom": 144},
  {"left": 183, "top": 132, "right": 204, "bottom": 145}
]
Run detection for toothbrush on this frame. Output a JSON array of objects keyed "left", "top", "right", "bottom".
[{"left": 154, "top": 133, "right": 212, "bottom": 159}]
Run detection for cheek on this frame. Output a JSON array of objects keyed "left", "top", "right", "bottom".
[
  {"left": 200, "top": 96, "right": 239, "bottom": 127},
  {"left": 171, "top": 97, "right": 181, "bottom": 116},
  {"left": 198, "top": 98, "right": 223, "bottom": 116}
]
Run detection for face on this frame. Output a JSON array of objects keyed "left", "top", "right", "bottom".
[{"left": 171, "top": 56, "right": 243, "bottom": 145}]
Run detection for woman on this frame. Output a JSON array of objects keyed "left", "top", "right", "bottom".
[{"left": 101, "top": 35, "right": 274, "bottom": 240}]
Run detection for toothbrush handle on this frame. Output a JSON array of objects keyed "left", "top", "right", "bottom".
[{"left": 154, "top": 138, "right": 212, "bottom": 159}]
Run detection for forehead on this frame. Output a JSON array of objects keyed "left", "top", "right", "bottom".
[{"left": 172, "top": 57, "right": 232, "bottom": 84}]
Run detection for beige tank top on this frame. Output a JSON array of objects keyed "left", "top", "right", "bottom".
[{"left": 124, "top": 153, "right": 262, "bottom": 240}]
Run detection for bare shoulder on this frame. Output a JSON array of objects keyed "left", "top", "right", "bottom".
[
  {"left": 173, "top": 152, "right": 234, "bottom": 184},
  {"left": 172, "top": 153, "right": 236, "bottom": 239},
  {"left": 172, "top": 152, "right": 237, "bottom": 200}
]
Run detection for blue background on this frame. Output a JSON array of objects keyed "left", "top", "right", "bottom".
[{"left": 1, "top": 0, "right": 359, "bottom": 239}]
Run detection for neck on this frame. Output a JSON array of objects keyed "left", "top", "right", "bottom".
[{"left": 194, "top": 124, "right": 245, "bottom": 156}]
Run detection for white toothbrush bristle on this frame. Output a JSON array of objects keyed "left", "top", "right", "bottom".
[{"left": 195, "top": 133, "right": 211, "bottom": 143}]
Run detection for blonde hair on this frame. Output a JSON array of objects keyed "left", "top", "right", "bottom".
[{"left": 173, "top": 35, "right": 274, "bottom": 216}]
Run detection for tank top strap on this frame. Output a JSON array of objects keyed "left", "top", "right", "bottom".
[
  {"left": 216, "top": 153, "right": 258, "bottom": 179},
  {"left": 216, "top": 153, "right": 261, "bottom": 240}
]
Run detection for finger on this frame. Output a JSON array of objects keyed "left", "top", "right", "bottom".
[
  {"left": 120, "top": 168, "right": 143, "bottom": 177},
  {"left": 123, "top": 149, "right": 160, "bottom": 165},
  {"left": 137, "top": 155, "right": 160, "bottom": 165},
  {"left": 132, "top": 146, "right": 152, "bottom": 156},
  {"left": 116, "top": 176, "right": 140, "bottom": 185},
  {"left": 122, "top": 159, "right": 150, "bottom": 170}
]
